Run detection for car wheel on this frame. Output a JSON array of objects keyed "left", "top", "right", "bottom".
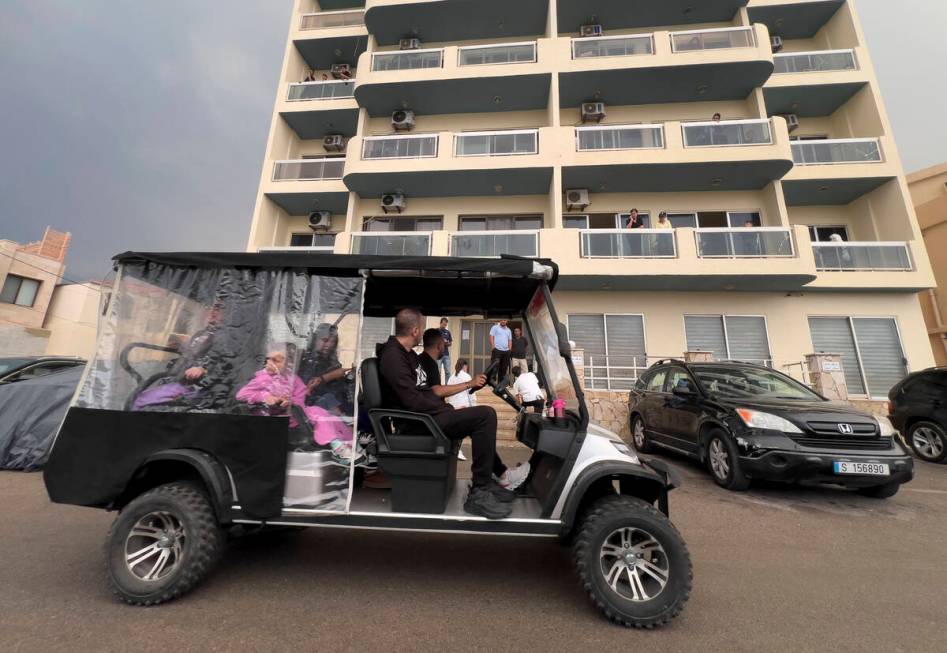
[
  {"left": 906, "top": 421, "right": 947, "bottom": 463},
  {"left": 706, "top": 430, "right": 750, "bottom": 491},
  {"left": 631, "top": 415, "right": 653, "bottom": 453},
  {"left": 573, "top": 495, "right": 692, "bottom": 629},
  {"left": 106, "top": 482, "right": 223, "bottom": 605},
  {"left": 857, "top": 482, "right": 901, "bottom": 499}
]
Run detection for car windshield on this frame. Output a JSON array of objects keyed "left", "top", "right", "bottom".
[
  {"left": 525, "top": 286, "right": 578, "bottom": 411},
  {"left": 0, "top": 358, "right": 31, "bottom": 375},
  {"left": 691, "top": 364, "right": 822, "bottom": 401}
]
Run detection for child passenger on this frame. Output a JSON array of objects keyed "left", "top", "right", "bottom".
[{"left": 236, "top": 348, "right": 359, "bottom": 463}]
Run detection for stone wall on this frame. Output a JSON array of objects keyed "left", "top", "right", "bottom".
[{"left": 586, "top": 389, "right": 631, "bottom": 439}]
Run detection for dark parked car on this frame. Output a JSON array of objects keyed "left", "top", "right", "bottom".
[
  {"left": 0, "top": 356, "right": 86, "bottom": 384},
  {"left": 888, "top": 367, "right": 947, "bottom": 464},
  {"left": 628, "top": 359, "right": 913, "bottom": 498}
]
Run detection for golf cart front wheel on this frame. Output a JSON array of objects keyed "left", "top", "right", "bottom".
[{"left": 574, "top": 495, "right": 692, "bottom": 629}]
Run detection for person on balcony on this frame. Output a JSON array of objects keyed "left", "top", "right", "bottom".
[{"left": 625, "top": 208, "right": 645, "bottom": 229}]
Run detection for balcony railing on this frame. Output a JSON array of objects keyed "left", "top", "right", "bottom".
[
  {"left": 362, "top": 134, "right": 439, "bottom": 160},
  {"left": 458, "top": 42, "right": 537, "bottom": 66},
  {"left": 272, "top": 158, "right": 344, "bottom": 181},
  {"left": 371, "top": 48, "right": 444, "bottom": 72},
  {"left": 351, "top": 232, "right": 432, "bottom": 256},
  {"left": 682, "top": 119, "right": 773, "bottom": 147},
  {"left": 812, "top": 242, "right": 912, "bottom": 271},
  {"left": 259, "top": 246, "right": 335, "bottom": 253},
  {"left": 579, "top": 230, "right": 677, "bottom": 259},
  {"left": 571, "top": 34, "right": 655, "bottom": 59},
  {"left": 450, "top": 231, "right": 539, "bottom": 258},
  {"left": 299, "top": 10, "right": 364, "bottom": 30},
  {"left": 695, "top": 228, "right": 795, "bottom": 258},
  {"left": 791, "top": 138, "right": 883, "bottom": 165},
  {"left": 287, "top": 80, "right": 355, "bottom": 101},
  {"left": 670, "top": 26, "right": 756, "bottom": 52},
  {"left": 774, "top": 49, "right": 857, "bottom": 74},
  {"left": 454, "top": 130, "right": 538, "bottom": 157},
  {"left": 576, "top": 124, "right": 665, "bottom": 151}
]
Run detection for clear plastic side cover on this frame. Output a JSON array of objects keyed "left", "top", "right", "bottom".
[
  {"left": 76, "top": 262, "right": 364, "bottom": 510},
  {"left": 525, "top": 286, "right": 579, "bottom": 412}
]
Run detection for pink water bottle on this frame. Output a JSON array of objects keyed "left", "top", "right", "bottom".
[{"left": 552, "top": 397, "right": 566, "bottom": 420}]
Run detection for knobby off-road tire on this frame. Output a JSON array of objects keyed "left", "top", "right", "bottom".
[
  {"left": 573, "top": 495, "right": 692, "bottom": 629},
  {"left": 106, "top": 482, "right": 223, "bottom": 605}
]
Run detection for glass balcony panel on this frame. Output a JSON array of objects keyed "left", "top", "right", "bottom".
[
  {"left": 791, "top": 139, "right": 883, "bottom": 164},
  {"left": 299, "top": 10, "right": 364, "bottom": 30},
  {"left": 671, "top": 27, "right": 755, "bottom": 52},
  {"left": 372, "top": 50, "right": 444, "bottom": 71},
  {"left": 455, "top": 130, "right": 538, "bottom": 156},
  {"left": 450, "top": 232, "right": 539, "bottom": 257},
  {"left": 579, "top": 230, "right": 677, "bottom": 258},
  {"left": 362, "top": 135, "right": 438, "bottom": 159},
  {"left": 458, "top": 43, "right": 536, "bottom": 66},
  {"left": 272, "top": 159, "right": 344, "bottom": 181},
  {"left": 774, "top": 50, "right": 857, "bottom": 73},
  {"left": 576, "top": 125, "right": 664, "bottom": 151},
  {"left": 351, "top": 233, "right": 431, "bottom": 256},
  {"left": 682, "top": 120, "right": 773, "bottom": 147},
  {"left": 571, "top": 35, "right": 654, "bottom": 59},
  {"left": 812, "top": 243, "right": 912, "bottom": 271},
  {"left": 287, "top": 81, "right": 356, "bottom": 101},
  {"left": 695, "top": 229, "right": 794, "bottom": 258}
]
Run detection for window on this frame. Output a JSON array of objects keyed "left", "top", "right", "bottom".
[
  {"left": 645, "top": 369, "right": 667, "bottom": 392},
  {"left": 665, "top": 367, "right": 693, "bottom": 393},
  {"left": 684, "top": 315, "right": 772, "bottom": 365},
  {"left": 808, "top": 226, "right": 849, "bottom": 242},
  {"left": 459, "top": 215, "right": 543, "bottom": 231},
  {"left": 690, "top": 364, "right": 822, "bottom": 401},
  {"left": 362, "top": 216, "right": 443, "bottom": 232},
  {"left": 0, "top": 275, "right": 41, "bottom": 307},
  {"left": 663, "top": 211, "right": 761, "bottom": 228},
  {"left": 808, "top": 316, "right": 908, "bottom": 398},
  {"left": 289, "top": 233, "right": 337, "bottom": 248},
  {"left": 564, "top": 213, "right": 649, "bottom": 229},
  {"left": 568, "top": 314, "right": 647, "bottom": 390}
]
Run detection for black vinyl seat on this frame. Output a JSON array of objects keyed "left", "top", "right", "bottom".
[{"left": 360, "top": 357, "right": 458, "bottom": 513}]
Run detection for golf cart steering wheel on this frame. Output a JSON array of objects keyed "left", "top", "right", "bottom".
[{"left": 472, "top": 359, "right": 500, "bottom": 394}]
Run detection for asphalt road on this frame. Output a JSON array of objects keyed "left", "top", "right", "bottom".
[{"left": 2, "top": 452, "right": 946, "bottom": 653}]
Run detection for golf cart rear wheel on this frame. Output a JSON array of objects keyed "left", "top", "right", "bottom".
[
  {"left": 574, "top": 495, "right": 692, "bottom": 629},
  {"left": 106, "top": 482, "right": 223, "bottom": 605}
]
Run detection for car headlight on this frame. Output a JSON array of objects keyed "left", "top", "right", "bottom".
[
  {"left": 735, "top": 408, "right": 802, "bottom": 434},
  {"left": 875, "top": 416, "right": 897, "bottom": 437}
]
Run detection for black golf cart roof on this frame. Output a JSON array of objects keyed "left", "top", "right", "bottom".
[{"left": 113, "top": 251, "right": 559, "bottom": 317}]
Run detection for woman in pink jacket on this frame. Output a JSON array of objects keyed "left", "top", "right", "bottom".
[{"left": 236, "top": 349, "right": 357, "bottom": 462}]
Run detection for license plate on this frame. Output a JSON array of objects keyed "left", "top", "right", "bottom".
[{"left": 833, "top": 461, "right": 890, "bottom": 476}]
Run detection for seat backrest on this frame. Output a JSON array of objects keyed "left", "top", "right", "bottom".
[{"left": 360, "top": 357, "right": 384, "bottom": 410}]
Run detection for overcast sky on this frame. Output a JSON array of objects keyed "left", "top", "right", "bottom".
[{"left": 1, "top": 1, "right": 945, "bottom": 281}]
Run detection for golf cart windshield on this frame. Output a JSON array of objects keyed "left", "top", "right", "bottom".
[{"left": 525, "top": 287, "right": 579, "bottom": 411}]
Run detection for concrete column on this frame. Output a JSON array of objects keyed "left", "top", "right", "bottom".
[
  {"left": 548, "top": 167, "right": 564, "bottom": 229},
  {"left": 805, "top": 353, "right": 849, "bottom": 400}
]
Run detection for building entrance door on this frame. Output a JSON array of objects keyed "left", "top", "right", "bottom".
[{"left": 459, "top": 319, "right": 523, "bottom": 376}]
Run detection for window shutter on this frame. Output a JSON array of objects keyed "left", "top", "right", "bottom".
[
  {"left": 808, "top": 317, "right": 865, "bottom": 394},
  {"left": 725, "top": 316, "right": 771, "bottom": 364},
  {"left": 684, "top": 315, "right": 727, "bottom": 360},
  {"left": 852, "top": 318, "right": 907, "bottom": 397},
  {"left": 605, "top": 315, "right": 647, "bottom": 388},
  {"left": 568, "top": 315, "right": 606, "bottom": 387},
  {"left": 360, "top": 317, "right": 394, "bottom": 360}
]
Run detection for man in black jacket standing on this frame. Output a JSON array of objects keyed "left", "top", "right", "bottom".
[{"left": 377, "top": 309, "right": 513, "bottom": 519}]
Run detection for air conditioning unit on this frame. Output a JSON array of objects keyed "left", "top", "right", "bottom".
[
  {"left": 581, "top": 102, "right": 606, "bottom": 124},
  {"left": 580, "top": 24, "right": 603, "bottom": 37},
  {"left": 399, "top": 38, "right": 421, "bottom": 50},
  {"left": 323, "top": 134, "right": 345, "bottom": 152},
  {"left": 391, "top": 109, "right": 416, "bottom": 131},
  {"left": 770, "top": 36, "right": 784, "bottom": 53},
  {"left": 307, "top": 211, "right": 332, "bottom": 231},
  {"left": 782, "top": 113, "right": 800, "bottom": 132},
  {"left": 565, "top": 189, "right": 590, "bottom": 211},
  {"left": 330, "top": 63, "right": 352, "bottom": 79},
  {"left": 381, "top": 193, "right": 406, "bottom": 214}
]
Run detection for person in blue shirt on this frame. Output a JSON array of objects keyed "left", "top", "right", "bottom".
[
  {"left": 489, "top": 319, "right": 513, "bottom": 381},
  {"left": 437, "top": 317, "right": 453, "bottom": 384}
]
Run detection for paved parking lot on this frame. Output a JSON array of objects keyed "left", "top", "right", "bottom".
[{"left": 2, "top": 452, "right": 945, "bottom": 653}]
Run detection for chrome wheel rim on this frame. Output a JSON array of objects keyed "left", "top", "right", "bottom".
[
  {"left": 709, "top": 438, "right": 730, "bottom": 479},
  {"left": 912, "top": 427, "right": 945, "bottom": 459},
  {"left": 633, "top": 420, "right": 645, "bottom": 448},
  {"left": 599, "top": 527, "right": 669, "bottom": 602},
  {"left": 124, "top": 511, "right": 185, "bottom": 582}
]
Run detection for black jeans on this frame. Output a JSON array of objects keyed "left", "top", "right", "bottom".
[
  {"left": 434, "top": 406, "right": 498, "bottom": 487},
  {"left": 523, "top": 399, "right": 545, "bottom": 414},
  {"left": 491, "top": 348, "right": 512, "bottom": 381}
]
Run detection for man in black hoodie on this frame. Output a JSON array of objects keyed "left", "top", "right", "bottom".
[{"left": 377, "top": 309, "right": 513, "bottom": 519}]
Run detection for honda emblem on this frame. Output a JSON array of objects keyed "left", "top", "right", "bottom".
[{"left": 837, "top": 423, "right": 854, "bottom": 435}]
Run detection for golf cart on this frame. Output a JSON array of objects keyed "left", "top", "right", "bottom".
[{"left": 44, "top": 251, "right": 691, "bottom": 628}]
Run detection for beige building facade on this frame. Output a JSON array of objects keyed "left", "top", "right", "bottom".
[
  {"left": 908, "top": 162, "right": 947, "bottom": 366},
  {"left": 248, "top": 0, "right": 935, "bottom": 402}
]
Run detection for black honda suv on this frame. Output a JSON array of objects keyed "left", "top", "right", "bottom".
[{"left": 628, "top": 360, "right": 913, "bottom": 498}]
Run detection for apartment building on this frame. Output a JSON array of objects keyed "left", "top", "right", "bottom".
[
  {"left": 247, "top": 0, "right": 935, "bottom": 403},
  {"left": 908, "top": 162, "right": 947, "bottom": 366}
]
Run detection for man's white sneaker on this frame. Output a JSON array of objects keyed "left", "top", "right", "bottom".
[{"left": 499, "top": 462, "right": 530, "bottom": 490}]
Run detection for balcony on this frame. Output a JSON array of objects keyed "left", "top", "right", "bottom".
[
  {"left": 791, "top": 138, "right": 883, "bottom": 165},
  {"left": 561, "top": 118, "right": 793, "bottom": 193},
  {"left": 450, "top": 231, "right": 539, "bottom": 257},
  {"left": 579, "top": 230, "right": 676, "bottom": 259},
  {"left": 287, "top": 80, "right": 356, "bottom": 101},
  {"left": 364, "top": 0, "right": 548, "bottom": 46},
  {"left": 557, "top": 1, "right": 750, "bottom": 32},
  {"left": 695, "top": 228, "right": 795, "bottom": 258},
  {"left": 558, "top": 24, "right": 774, "bottom": 107},
  {"left": 279, "top": 80, "right": 360, "bottom": 140},
  {"left": 774, "top": 49, "right": 857, "bottom": 74},
  {"left": 748, "top": 1, "right": 846, "bottom": 40},
  {"left": 273, "top": 159, "right": 345, "bottom": 181},
  {"left": 355, "top": 41, "right": 550, "bottom": 116},
  {"left": 782, "top": 136, "right": 897, "bottom": 206},
  {"left": 344, "top": 128, "right": 552, "bottom": 198},
  {"left": 299, "top": 9, "right": 364, "bottom": 30},
  {"left": 351, "top": 232, "right": 432, "bottom": 256},
  {"left": 262, "top": 158, "right": 350, "bottom": 217},
  {"left": 812, "top": 241, "right": 912, "bottom": 271}
]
